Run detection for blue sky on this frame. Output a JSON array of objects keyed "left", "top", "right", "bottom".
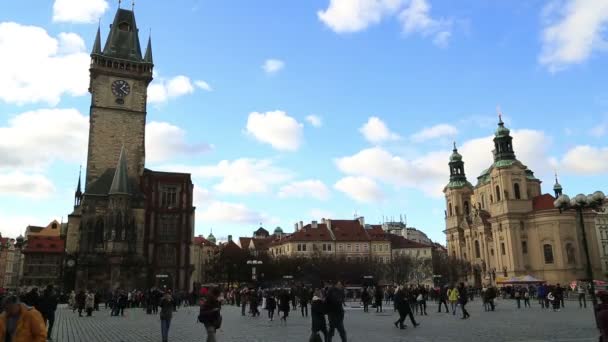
[{"left": 1, "top": 0, "right": 607, "bottom": 243}]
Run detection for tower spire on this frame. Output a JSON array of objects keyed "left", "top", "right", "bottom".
[
  {"left": 92, "top": 23, "right": 102, "bottom": 55},
  {"left": 553, "top": 170, "right": 563, "bottom": 197},
  {"left": 109, "top": 146, "right": 130, "bottom": 195},
  {"left": 144, "top": 33, "right": 153, "bottom": 64},
  {"left": 447, "top": 141, "right": 469, "bottom": 188},
  {"left": 74, "top": 166, "right": 83, "bottom": 208},
  {"left": 493, "top": 108, "right": 515, "bottom": 162}
]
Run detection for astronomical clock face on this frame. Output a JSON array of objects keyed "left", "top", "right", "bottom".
[
  {"left": 67, "top": 259, "right": 76, "bottom": 267},
  {"left": 111, "top": 79, "right": 131, "bottom": 97}
]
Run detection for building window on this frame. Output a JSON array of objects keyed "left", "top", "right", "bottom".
[
  {"left": 347, "top": 244, "right": 351, "bottom": 252},
  {"left": 566, "top": 243, "right": 575, "bottom": 264},
  {"left": 514, "top": 183, "right": 521, "bottom": 199},
  {"left": 355, "top": 244, "right": 360, "bottom": 252},
  {"left": 302, "top": 244, "right": 307, "bottom": 252},
  {"left": 522, "top": 241, "right": 528, "bottom": 254},
  {"left": 481, "top": 194, "right": 486, "bottom": 208},
  {"left": 474, "top": 241, "right": 481, "bottom": 258},
  {"left": 464, "top": 201, "right": 470, "bottom": 216},
  {"left": 157, "top": 244, "right": 176, "bottom": 266},
  {"left": 449, "top": 203, "right": 453, "bottom": 216},
  {"left": 297, "top": 244, "right": 302, "bottom": 252},
  {"left": 543, "top": 244, "right": 554, "bottom": 264},
  {"left": 500, "top": 243, "right": 506, "bottom": 255},
  {"left": 328, "top": 244, "right": 332, "bottom": 251},
  {"left": 160, "top": 186, "right": 178, "bottom": 208},
  {"left": 373, "top": 245, "right": 377, "bottom": 252},
  {"left": 323, "top": 244, "right": 327, "bottom": 251},
  {"left": 339, "top": 244, "right": 343, "bottom": 251},
  {"left": 496, "top": 185, "right": 501, "bottom": 201},
  {"left": 159, "top": 215, "right": 178, "bottom": 241}
]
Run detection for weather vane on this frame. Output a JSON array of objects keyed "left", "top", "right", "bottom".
[{"left": 497, "top": 105, "right": 503, "bottom": 122}]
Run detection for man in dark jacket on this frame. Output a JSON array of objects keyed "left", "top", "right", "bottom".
[
  {"left": 394, "top": 286, "right": 419, "bottom": 329},
  {"left": 326, "top": 282, "right": 347, "bottom": 342},
  {"left": 38, "top": 285, "right": 58, "bottom": 339},
  {"left": 75, "top": 290, "right": 86, "bottom": 317},
  {"left": 310, "top": 290, "right": 328, "bottom": 342},
  {"left": 374, "top": 287, "right": 384, "bottom": 313},
  {"left": 199, "top": 287, "right": 221, "bottom": 342},
  {"left": 437, "top": 285, "right": 449, "bottom": 313}
]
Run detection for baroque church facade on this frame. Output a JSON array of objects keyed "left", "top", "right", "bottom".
[
  {"left": 65, "top": 7, "right": 195, "bottom": 291},
  {"left": 444, "top": 116, "right": 602, "bottom": 286}
]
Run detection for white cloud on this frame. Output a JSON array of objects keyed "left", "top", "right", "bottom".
[
  {"left": 53, "top": 0, "right": 109, "bottom": 24},
  {"left": 411, "top": 123, "right": 458, "bottom": 142},
  {"left": 198, "top": 201, "right": 269, "bottom": 225},
  {"left": 398, "top": 0, "right": 452, "bottom": 47},
  {"left": 0, "top": 23, "right": 90, "bottom": 105},
  {"left": 360, "top": 116, "right": 400, "bottom": 144},
  {"left": 146, "top": 121, "right": 210, "bottom": 163},
  {"left": 148, "top": 75, "right": 196, "bottom": 104},
  {"left": 317, "top": 0, "right": 403, "bottom": 33},
  {"left": 306, "top": 115, "right": 323, "bottom": 127},
  {"left": 262, "top": 59, "right": 285, "bottom": 74},
  {"left": 0, "top": 108, "right": 88, "bottom": 170},
  {"left": 166, "top": 158, "right": 293, "bottom": 195},
  {"left": 539, "top": 0, "right": 608, "bottom": 72},
  {"left": 336, "top": 129, "right": 553, "bottom": 197},
  {"left": 194, "top": 80, "right": 213, "bottom": 92},
  {"left": 246, "top": 111, "right": 304, "bottom": 151},
  {"left": 278, "top": 180, "right": 330, "bottom": 200},
  {"left": 334, "top": 176, "right": 384, "bottom": 203},
  {"left": 0, "top": 172, "right": 55, "bottom": 199},
  {"left": 561, "top": 145, "right": 608, "bottom": 174},
  {"left": 0, "top": 212, "right": 54, "bottom": 238}
]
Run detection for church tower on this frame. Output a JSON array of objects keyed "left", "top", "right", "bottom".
[
  {"left": 86, "top": 8, "right": 153, "bottom": 191},
  {"left": 444, "top": 143, "right": 473, "bottom": 260}
]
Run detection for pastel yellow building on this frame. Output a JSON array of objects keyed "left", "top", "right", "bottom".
[{"left": 444, "top": 117, "right": 602, "bottom": 286}]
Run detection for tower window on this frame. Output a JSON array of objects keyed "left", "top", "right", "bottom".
[
  {"left": 500, "top": 243, "right": 506, "bottom": 255},
  {"left": 474, "top": 240, "right": 480, "bottom": 258},
  {"left": 495, "top": 185, "right": 501, "bottom": 201},
  {"left": 118, "top": 22, "right": 131, "bottom": 31},
  {"left": 481, "top": 194, "right": 485, "bottom": 208},
  {"left": 448, "top": 203, "right": 453, "bottom": 216},
  {"left": 521, "top": 241, "right": 528, "bottom": 254},
  {"left": 464, "top": 201, "right": 470, "bottom": 216},
  {"left": 514, "top": 183, "right": 521, "bottom": 199},
  {"left": 566, "top": 243, "right": 576, "bottom": 264},
  {"left": 161, "top": 186, "right": 178, "bottom": 208},
  {"left": 543, "top": 244, "right": 554, "bottom": 264}
]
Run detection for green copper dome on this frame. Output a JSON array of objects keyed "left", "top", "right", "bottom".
[
  {"left": 207, "top": 231, "right": 216, "bottom": 244},
  {"left": 495, "top": 116, "right": 510, "bottom": 137},
  {"left": 553, "top": 182, "right": 562, "bottom": 190},
  {"left": 274, "top": 226, "right": 283, "bottom": 234}
]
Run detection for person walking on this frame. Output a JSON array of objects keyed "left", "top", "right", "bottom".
[
  {"left": 394, "top": 286, "right": 419, "bottom": 330},
  {"left": 437, "top": 285, "right": 449, "bottom": 313},
  {"left": 159, "top": 291, "right": 173, "bottom": 342},
  {"left": 515, "top": 288, "right": 521, "bottom": 309},
  {"left": 310, "top": 290, "right": 328, "bottom": 342},
  {"left": 418, "top": 286, "right": 428, "bottom": 315},
  {"left": 448, "top": 285, "right": 459, "bottom": 315},
  {"left": 75, "top": 290, "right": 86, "bottom": 317},
  {"left": 266, "top": 293, "right": 277, "bottom": 321},
  {"left": 300, "top": 289, "right": 310, "bottom": 318},
  {"left": 85, "top": 291, "right": 95, "bottom": 317},
  {"left": 361, "top": 288, "right": 370, "bottom": 313},
  {"left": 39, "top": 285, "right": 58, "bottom": 340},
  {"left": 374, "top": 286, "right": 384, "bottom": 313},
  {"left": 279, "top": 290, "right": 291, "bottom": 324},
  {"left": 578, "top": 282, "right": 587, "bottom": 308},
  {"left": 68, "top": 291, "right": 76, "bottom": 312},
  {"left": 198, "top": 287, "right": 222, "bottom": 342},
  {"left": 0, "top": 295, "right": 47, "bottom": 342},
  {"left": 458, "top": 283, "right": 470, "bottom": 319},
  {"left": 326, "top": 282, "right": 347, "bottom": 342},
  {"left": 523, "top": 288, "right": 531, "bottom": 308},
  {"left": 240, "top": 288, "right": 248, "bottom": 316}
]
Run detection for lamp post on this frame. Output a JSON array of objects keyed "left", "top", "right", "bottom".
[
  {"left": 246, "top": 260, "right": 263, "bottom": 282},
  {"left": 554, "top": 191, "right": 606, "bottom": 326}
]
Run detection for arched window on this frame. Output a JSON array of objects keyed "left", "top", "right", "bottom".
[
  {"left": 449, "top": 203, "right": 453, "bottom": 216},
  {"left": 157, "top": 245, "right": 176, "bottom": 266},
  {"left": 474, "top": 240, "right": 481, "bottom": 258},
  {"left": 481, "top": 194, "right": 486, "bottom": 208},
  {"left": 543, "top": 244, "right": 554, "bottom": 264},
  {"left": 464, "top": 201, "right": 470, "bottom": 216},
  {"left": 566, "top": 243, "right": 576, "bottom": 264},
  {"left": 514, "top": 183, "right": 521, "bottom": 199},
  {"left": 495, "top": 185, "right": 501, "bottom": 201}
]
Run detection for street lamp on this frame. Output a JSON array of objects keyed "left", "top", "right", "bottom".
[
  {"left": 554, "top": 191, "right": 606, "bottom": 326},
  {"left": 246, "top": 260, "right": 263, "bottom": 281}
]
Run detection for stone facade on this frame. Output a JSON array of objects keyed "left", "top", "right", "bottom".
[
  {"left": 444, "top": 117, "right": 602, "bottom": 286},
  {"left": 191, "top": 236, "right": 218, "bottom": 286},
  {"left": 595, "top": 201, "right": 608, "bottom": 276},
  {"left": 65, "top": 8, "right": 194, "bottom": 292}
]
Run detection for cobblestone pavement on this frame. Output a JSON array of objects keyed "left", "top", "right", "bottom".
[{"left": 52, "top": 299, "right": 597, "bottom": 342}]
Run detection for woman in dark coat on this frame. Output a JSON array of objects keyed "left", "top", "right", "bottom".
[
  {"left": 278, "top": 290, "right": 291, "bottom": 324},
  {"left": 266, "top": 292, "right": 277, "bottom": 321},
  {"left": 310, "top": 290, "right": 328, "bottom": 342}
]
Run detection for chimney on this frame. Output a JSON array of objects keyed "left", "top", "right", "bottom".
[
  {"left": 299, "top": 221, "right": 304, "bottom": 230},
  {"left": 228, "top": 235, "right": 233, "bottom": 242},
  {"left": 312, "top": 221, "right": 318, "bottom": 229},
  {"left": 321, "top": 218, "right": 326, "bottom": 224},
  {"left": 358, "top": 216, "right": 365, "bottom": 227},
  {"left": 294, "top": 223, "right": 299, "bottom": 232},
  {"left": 326, "top": 219, "right": 332, "bottom": 230}
]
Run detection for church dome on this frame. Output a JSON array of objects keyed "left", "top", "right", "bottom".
[
  {"left": 495, "top": 119, "right": 510, "bottom": 137},
  {"left": 553, "top": 182, "right": 562, "bottom": 191},
  {"left": 274, "top": 226, "right": 283, "bottom": 234},
  {"left": 449, "top": 150, "right": 462, "bottom": 162},
  {"left": 207, "top": 232, "right": 216, "bottom": 244}
]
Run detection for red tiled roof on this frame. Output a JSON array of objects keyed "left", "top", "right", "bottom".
[
  {"left": 389, "top": 235, "right": 430, "bottom": 249},
  {"left": 533, "top": 194, "right": 556, "bottom": 211},
  {"left": 193, "top": 236, "right": 217, "bottom": 247},
  {"left": 331, "top": 220, "right": 369, "bottom": 241},
  {"left": 367, "top": 225, "right": 388, "bottom": 241},
  {"left": 251, "top": 238, "right": 273, "bottom": 251},
  {"left": 239, "top": 237, "right": 252, "bottom": 249},
  {"left": 23, "top": 236, "right": 64, "bottom": 253},
  {"left": 271, "top": 223, "right": 333, "bottom": 245}
]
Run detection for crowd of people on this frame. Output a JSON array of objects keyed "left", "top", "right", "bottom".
[{"left": 0, "top": 280, "right": 606, "bottom": 342}]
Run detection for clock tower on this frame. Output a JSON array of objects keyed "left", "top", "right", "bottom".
[{"left": 86, "top": 8, "right": 153, "bottom": 191}]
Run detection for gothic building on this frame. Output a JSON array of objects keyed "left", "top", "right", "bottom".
[
  {"left": 444, "top": 116, "right": 602, "bottom": 286},
  {"left": 65, "top": 7, "right": 195, "bottom": 291}
]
